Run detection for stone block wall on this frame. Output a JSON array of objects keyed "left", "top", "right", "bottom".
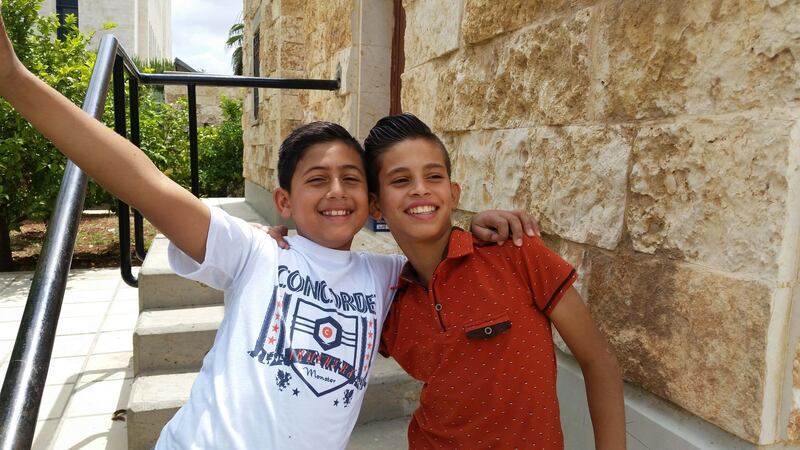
[
  {"left": 242, "top": 0, "right": 393, "bottom": 193},
  {"left": 400, "top": 0, "right": 800, "bottom": 445},
  {"left": 243, "top": 0, "right": 303, "bottom": 191},
  {"left": 243, "top": 0, "right": 353, "bottom": 191}
]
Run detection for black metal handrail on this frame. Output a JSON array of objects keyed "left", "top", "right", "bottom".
[{"left": 0, "top": 34, "right": 339, "bottom": 449}]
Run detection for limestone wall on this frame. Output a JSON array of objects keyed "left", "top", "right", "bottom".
[
  {"left": 242, "top": 0, "right": 393, "bottom": 193},
  {"left": 242, "top": 0, "right": 310, "bottom": 191},
  {"left": 401, "top": 0, "right": 800, "bottom": 445}
]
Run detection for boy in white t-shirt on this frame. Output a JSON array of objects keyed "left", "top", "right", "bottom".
[
  {"left": 157, "top": 123, "right": 408, "bottom": 448},
  {"left": 0, "top": 11, "right": 535, "bottom": 448}
]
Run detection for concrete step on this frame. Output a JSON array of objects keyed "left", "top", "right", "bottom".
[
  {"left": 127, "top": 357, "right": 420, "bottom": 450},
  {"left": 133, "top": 305, "right": 224, "bottom": 375},
  {"left": 138, "top": 236, "right": 223, "bottom": 311},
  {"left": 127, "top": 372, "right": 192, "bottom": 450}
]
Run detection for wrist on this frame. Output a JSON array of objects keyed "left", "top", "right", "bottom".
[{"left": 0, "top": 60, "right": 28, "bottom": 97}]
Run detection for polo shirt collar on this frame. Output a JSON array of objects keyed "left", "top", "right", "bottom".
[{"left": 398, "top": 228, "right": 474, "bottom": 287}]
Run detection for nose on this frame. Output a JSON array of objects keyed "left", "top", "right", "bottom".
[
  {"left": 409, "top": 178, "right": 430, "bottom": 197},
  {"left": 326, "top": 177, "right": 347, "bottom": 199}
]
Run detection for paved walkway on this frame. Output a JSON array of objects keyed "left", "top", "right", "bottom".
[{"left": 0, "top": 268, "right": 136, "bottom": 450}]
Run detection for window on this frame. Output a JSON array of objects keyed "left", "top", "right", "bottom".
[
  {"left": 56, "top": 0, "right": 79, "bottom": 41},
  {"left": 253, "top": 30, "right": 260, "bottom": 119}
]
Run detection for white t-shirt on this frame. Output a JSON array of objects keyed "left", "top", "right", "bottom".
[{"left": 154, "top": 207, "right": 405, "bottom": 450}]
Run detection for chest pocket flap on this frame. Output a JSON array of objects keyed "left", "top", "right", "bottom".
[{"left": 464, "top": 312, "right": 512, "bottom": 340}]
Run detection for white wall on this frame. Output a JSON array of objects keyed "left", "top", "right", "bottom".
[
  {"left": 138, "top": 0, "right": 172, "bottom": 60},
  {"left": 39, "top": 0, "right": 171, "bottom": 61}
]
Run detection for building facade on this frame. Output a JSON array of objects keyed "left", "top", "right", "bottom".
[
  {"left": 242, "top": 0, "right": 800, "bottom": 448},
  {"left": 39, "top": 0, "right": 172, "bottom": 61}
]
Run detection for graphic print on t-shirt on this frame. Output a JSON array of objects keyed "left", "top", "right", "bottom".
[{"left": 248, "top": 265, "right": 379, "bottom": 399}]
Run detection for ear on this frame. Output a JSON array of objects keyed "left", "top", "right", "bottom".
[
  {"left": 273, "top": 188, "right": 293, "bottom": 219},
  {"left": 368, "top": 192, "right": 382, "bottom": 220},
  {"left": 450, "top": 182, "right": 461, "bottom": 208}
]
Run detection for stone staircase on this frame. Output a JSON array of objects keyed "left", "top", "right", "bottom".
[{"left": 126, "top": 199, "right": 419, "bottom": 450}]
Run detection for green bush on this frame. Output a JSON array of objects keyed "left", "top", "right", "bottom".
[
  {"left": 0, "top": 0, "right": 244, "bottom": 270},
  {"left": 103, "top": 89, "right": 244, "bottom": 198},
  {"left": 199, "top": 97, "right": 244, "bottom": 197}
]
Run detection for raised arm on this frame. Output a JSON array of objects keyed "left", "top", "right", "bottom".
[{"left": 0, "top": 6, "right": 209, "bottom": 262}]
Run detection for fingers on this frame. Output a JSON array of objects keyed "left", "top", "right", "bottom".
[
  {"left": 512, "top": 210, "right": 540, "bottom": 237},
  {"left": 273, "top": 225, "right": 289, "bottom": 236},
  {"left": 268, "top": 227, "right": 290, "bottom": 250},
  {"left": 504, "top": 212, "right": 526, "bottom": 247},
  {"left": 470, "top": 210, "right": 544, "bottom": 246},
  {"left": 469, "top": 225, "right": 499, "bottom": 243},
  {"left": 249, "top": 222, "right": 291, "bottom": 249},
  {"left": 492, "top": 216, "right": 510, "bottom": 246}
]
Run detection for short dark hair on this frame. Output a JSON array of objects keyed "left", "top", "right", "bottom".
[
  {"left": 277, "top": 122, "right": 364, "bottom": 191},
  {"left": 363, "top": 113, "right": 451, "bottom": 193}
]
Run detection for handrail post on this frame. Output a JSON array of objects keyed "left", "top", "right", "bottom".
[
  {"left": 129, "top": 77, "right": 147, "bottom": 261},
  {"left": 188, "top": 84, "right": 199, "bottom": 197},
  {"left": 112, "top": 55, "right": 138, "bottom": 287}
]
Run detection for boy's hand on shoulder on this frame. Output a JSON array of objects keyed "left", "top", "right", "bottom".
[
  {"left": 250, "top": 223, "right": 290, "bottom": 249},
  {"left": 470, "top": 210, "right": 540, "bottom": 246}
]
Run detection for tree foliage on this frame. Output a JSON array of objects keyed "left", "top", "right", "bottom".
[
  {"left": 199, "top": 98, "right": 244, "bottom": 197},
  {"left": 226, "top": 19, "right": 244, "bottom": 76},
  {"left": 0, "top": 0, "right": 245, "bottom": 270}
]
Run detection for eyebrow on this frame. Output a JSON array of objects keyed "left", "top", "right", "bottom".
[
  {"left": 302, "top": 164, "right": 365, "bottom": 175},
  {"left": 384, "top": 163, "right": 446, "bottom": 176}
]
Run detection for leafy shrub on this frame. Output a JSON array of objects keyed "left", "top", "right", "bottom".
[
  {"left": 0, "top": 0, "right": 244, "bottom": 269},
  {"left": 199, "top": 97, "right": 244, "bottom": 197}
]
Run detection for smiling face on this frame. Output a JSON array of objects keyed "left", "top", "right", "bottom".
[
  {"left": 273, "top": 140, "right": 369, "bottom": 250},
  {"left": 371, "top": 138, "right": 460, "bottom": 249}
]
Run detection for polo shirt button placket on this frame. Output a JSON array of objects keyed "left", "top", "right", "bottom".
[{"left": 434, "top": 303, "right": 443, "bottom": 312}]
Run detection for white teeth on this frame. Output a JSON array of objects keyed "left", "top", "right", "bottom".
[
  {"left": 322, "top": 210, "right": 350, "bottom": 216},
  {"left": 407, "top": 205, "right": 436, "bottom": 214}
]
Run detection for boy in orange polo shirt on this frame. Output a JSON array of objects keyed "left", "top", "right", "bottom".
[{"left": 365, "top": 114, "right": 626, "bottom": 449}]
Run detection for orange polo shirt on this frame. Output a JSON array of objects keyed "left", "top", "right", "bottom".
[{"left": 380, "top": 229, "right": 577, "bottom": 449}]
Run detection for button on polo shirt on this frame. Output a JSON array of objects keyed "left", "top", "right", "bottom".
[{"left": 380, "top": 229, "right": 577, "bottom": 449}]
